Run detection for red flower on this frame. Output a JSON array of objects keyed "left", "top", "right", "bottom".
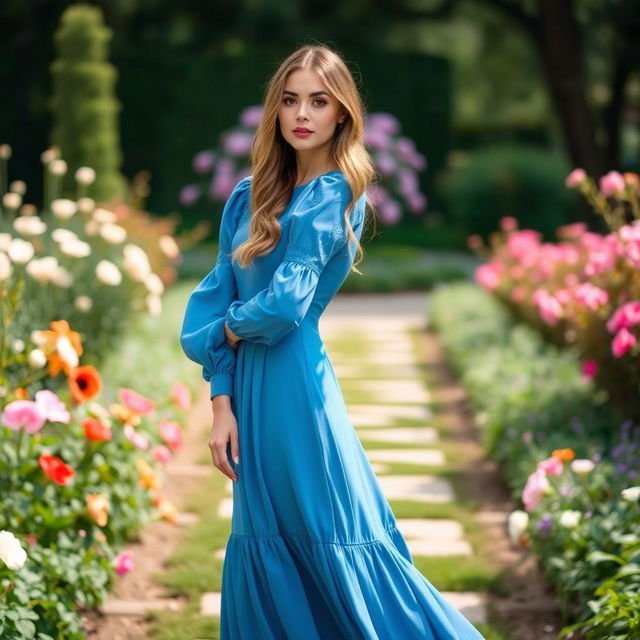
[
  {"left": 83, "top": 417, "right": 112, "bottom": 442},
  {"left": 38, "top": 454, "right": 75, "bottom": 486},
  {"left": 68, "top": 365, "right": 102, "bottom": 404}
]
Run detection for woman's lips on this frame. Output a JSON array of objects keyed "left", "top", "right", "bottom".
[{"left": 293, "top": 129, "right": 312, "bottom": 138}]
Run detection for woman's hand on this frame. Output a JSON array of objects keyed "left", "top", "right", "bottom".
[
  {"left": 224, "top": 320, "right": 242, "bottom": 349},
  {"left": 209, "top": 395, "right": 239, "bottom": 482}
]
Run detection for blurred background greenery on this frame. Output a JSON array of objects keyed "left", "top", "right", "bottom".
[{"left": 2, "top": 0, "right": 639, "bottom": 266}]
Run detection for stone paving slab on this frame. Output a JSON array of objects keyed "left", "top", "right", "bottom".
[
  {"left": 218, "top": 497, "right": 233, "bottom": 519},
  {"left": 345, "top": 379, "right": 427, "bottom": 394},
  {"left": 357, "top": 427, "right": 439, "bottom": 445},
  {"left": 362, "top": 388, "right": 430, "bottom": 404},
  {"left": 396, "top": 518, "right": 464, "bottom": 539},
  {"left": 333, "top": 352, "right": 417, "bottom": 366},
  {"left": 367, "top": 449, "right": 445, "bottom": 466},
  {"left": 349, "top": 403, "right": 431, "bottom": 420},
  {"left": 441, "top": 592, "right": 487, "bottom": 624},
  {"left": 377, "top": 475, "right": 454, "bottom": 503},
  {"left": 175, "top": 512, "right": 201, "bottom": 527},
  {"left": 100, "top": 598, "right": 182, "bottom": 616},
  {"left": 165, "top": 463, "right": 211, "bottom": 478},
  {"left": 201, "top": 591, "right": 222, "bottom": 616},
  {"left": 408, "top": 538, "right": 472, "bottom": 557},
  {"left": 333, "top": 364, "right": 422, "bottom": 379},
  {"left": 348, "top": 411, "right": 394, "bottom": 427}
]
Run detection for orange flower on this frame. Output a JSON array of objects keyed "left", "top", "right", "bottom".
[
  {"left": 68, "top": 365, "right": 102, "bottom": 404},
  {"left": 39, "top": 453, "right": 75, "bottom": 485},
  {"left": 623, "top": 172, "right": 639, "bottom": 186},
  {"left": 170, "top": 381, "right": 191, "bottom": 412},
  {"left": 86, "top": 493, "right": 110, "bottom": 527},
  {"left": 157, "top": 498, "right": 178, "bottom": 524},
  {"left": 119, "top": 388, "right": 155, "bottom": 415},
  {"left": 14, "top": 387, "right": 29, "bottom": 400},
  {"left": 40, "top": 320, "right": 83, "bottom": 376},
  {"left": 83, "top": 417, "right": 112, "bottom": 442},
  {"left": 109, "top": 403, "right": 141, "bottom": 426},
  {"left": 135, "top": 458, "right": 159, "bottom": 490},
  {"left": 552, "top": 448, "right": 575, "bottom": 462}
]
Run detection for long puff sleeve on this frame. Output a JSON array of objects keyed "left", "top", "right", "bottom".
[
  {"left": 179, "top": 177, "right": 250, "bottom": 399},
  {"left": 224, "top": 175, "right": 360, "bottom": 346}
]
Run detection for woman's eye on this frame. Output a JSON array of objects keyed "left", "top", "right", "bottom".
[{"left": 313, "top": 99, "right": 327, "bottom": 107}]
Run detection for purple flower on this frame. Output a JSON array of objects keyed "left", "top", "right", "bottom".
[
  {"left": 522, "top": 431, "right": 533, "bottom": 444},
  {"left": 376, "top": 152, "right": 397, "bottom": 176},
  {"left": 536, "top": 513, "right": 553, "bottom": 537},
  {"left": 364, "top": 128, "right": 391, "bottom": 151},
  {"left": 209, "top": 171, "right": 237, "bottom": 200},
  {"left": 368, "top": 185, "right": 390, "bottom": 206},
  {"left": 396, "top": 137, "right": 417, "bottom": 163},
  {"left": 407, "top": 192, "right": 427, "bottom": 213},
  {"left": 179, "top": 185, "right": 200, "bottom": 207},
  {"left": 379, "top": 200, "right": 401, "bottom": 225},
  {"left": 366, "top": 113, "right": 401, "bottom": 136},
  {"left": 222, "top": 132, "right": 253, "bottom": 157},
  {"left": 559, "top": 485, "right": 571, "bottom": 496},
  {"left": 409, "top": 152, "right": 427, "bottom": 171},
  {"left": 240, "top": 105, "right": 263, "bottom": 128},
  {"left": 193, "top": 151, "right": 215, "bottom": 174}
]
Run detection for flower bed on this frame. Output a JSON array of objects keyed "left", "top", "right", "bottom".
[{"left": 430, "top": 282, "right": 639, "bottom": 639}]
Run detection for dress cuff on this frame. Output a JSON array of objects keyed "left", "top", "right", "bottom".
[{"left": 210, "top": 373, "right": 234, "bottom": 399}]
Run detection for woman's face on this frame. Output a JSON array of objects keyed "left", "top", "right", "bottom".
[{"left": 277, "top": 68, "right": 345, "bottom": 156}]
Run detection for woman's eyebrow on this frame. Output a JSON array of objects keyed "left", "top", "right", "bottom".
[{"left": 282, "top": 90, "right": 329, "bottom": 97}]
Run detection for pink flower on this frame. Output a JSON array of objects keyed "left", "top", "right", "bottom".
[
  {"left": 192, "top": 151, "right": 215, "bottom": 174},
  {"left": 170, "top": 381, "right": 191, "bottom": 412},
  {"left": 239, "top": 105, "right": 263, "bottom": 128},
  {"left": 557, "top": 222, "right": 587, "bottom": 239},
  {"left": 532, "top": 289, "right": 563, "bottom": 325},
  {"left": 119, "top": 388, "right": 155, "bottom": 416},
  {"left": 159, "top": 419, "right": 183, "bottom": 451},
  {"left": 499, "top": 216, "right": 518, "bottom": 232},
  {"left": 34, "top": 390, "right": 70, "bottom": 424},
  {"left": 179, "top": 185, "right": 200, "bottom": 207},
  {"left": 537, "top": 456, "right": 563, "bottom": 477},
  {"left": 366, "top": 113, "right": 401, "bottom": 136},
  {"left": 378, "top": 200, "right": 401, "bottom": 224},
  {"left": 599, "top": 171, "right": 626, "bottom": 197},
  {"left": 573, "top": 283, "right": 609, "bottom": 311},
  {"left": 152, "top": 444, "right": 171, "bottom": 464},
  {"left": 475, "top": 262, "right": 502, "bottom": 290},
  {"left": 115, "top": 551, "right": 134, "bottom": 576},
  {"left": 581, "top": 360, "right": 598, "bottom": 380},
  {"left": 522, "top": 468, "right": 551, "bottom": 512},
  {"left": 612, "top": 327, "right": 637, "bottom": 358},
  {"left": 123, "top": 424, "right": 150, "bottom": 450},
  {"left": 2, "top": 400, "right": 47, "bottom": 434},
  {"left": 222, "top": 131, "right": 253, "bottom": 157},
  {"left": 606, "top": 301, "right": 640, "bottom": 333},
  {"left": 565, "top": 168, "right": 586, "bottom": 188}
]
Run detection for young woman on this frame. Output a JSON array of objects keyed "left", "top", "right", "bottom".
[{"left": 180, "top": 44, "right": 486, "bottom": 640}]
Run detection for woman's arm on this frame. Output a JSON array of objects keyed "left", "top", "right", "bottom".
[
  {"left": 224, "top": 175, "right": 363, "bottom": 346},
  {"left": 179, "top": 177, "right": 250, "bottom": 399}
]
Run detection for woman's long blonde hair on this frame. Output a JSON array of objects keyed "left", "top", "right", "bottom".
[{"left": 231, "top": 44, "right": 376, "bottom": 273}]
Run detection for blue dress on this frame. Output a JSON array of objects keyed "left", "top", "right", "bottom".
[{"left": 180, "top": 170, "right": 486, "bottom": 640}]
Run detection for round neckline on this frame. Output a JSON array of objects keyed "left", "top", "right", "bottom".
[{"left": 293, "top": 170, "right": 342, "bottom": 190}]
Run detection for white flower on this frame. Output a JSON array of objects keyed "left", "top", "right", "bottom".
[
  {"left": 30, "top": 330, "right": 46, "bottom": 346},
  {"left": 28, "top": 349, "right": 47, "bottom": 369},
  {"left": 3, "top": 192, "right": 22, "bottom": 210},
  {"left": 19, "top": 204, "right": 37, "bottom": 216},
  {"left": 88, "top": 401, "right": 110, "bottom": 422},
  {"left": 559, "top": 510, "right": 582, "bottom": 528},
  {"left": 621, "top": 486, "right": 640, "bottom": 502},
  {"left": 26, "top": 256, "right": 59, "bottom": 283},
  {"left": 77, "top": 197, "right": 95, "bottom": 214},
  {"left": 40, "top": 148, "right": 58, "bottom": 164},
  {"left": 0, "top": 234, "right": 11, "bottom": 251},
  {"left": 570, "top": 459, "right": 595, "bottom": 475},
  {"left": 74, "top": 295, "right": 93, "bottom": 312},
  {"left": 75, "top": 167, "right": 96, "bottom": 185},
  {"left": 99, "top": 223, "right": 127, "bottom": 244},
  {"left": 51, "top": 228, "right": 78, "bottom": 244},
  {"left": 56, "top": 335, "right": 79, "bottom": 368},
  {"left": 0, "top": 253, "right": 12, "bottom": 281},
  {"left": 145, "top": 273, "right": 164, "bottom": 295},
  {"left": 9, "top": 180, "right": 26, "bottom": 195},
  {"left": 507, "top": 510, "right": 529, "bottom": 545},
  {"left": 13, "top": 215, "right": 47, "bottom": 236},
  {"left": 92, "top": 208, "right": 117, "bottom": 224},
  {"left": 12, "top": 339, "right": 25, "bottom": 353},
  {"left": 0, "top": 531, "right": 27, "bottom": 570},
  {"left": 159, "top": 234, "right": 180, "bottom": 259},
  {"left": 51, "top": 266, "right": 73, "bottom": 288},
  {"left": 7, "top": 238, "right": 35, "bottom": 264},
  {"left": 0, "top": 144, "right": 12, "bottom": 160},
  {"left": 49, "top": 159, "right": 67, "bottom": 176},
  {"left": 51, "top": 199, "right": 77, "bottom": 220},
  {"left": 84, "top": 219, "right": 100, "bottom": 236},
  {"left": 59, "top": 239, "right": 91, "bottom": 258},
  {"left": 146, "top": 293, "right": 162, "bottom": 316},
  {"left": 96, "top": 259, "right": 122, "bottom": 286},
  {"left": 122, "top": 243, "right": 151, "bottom": 282}
]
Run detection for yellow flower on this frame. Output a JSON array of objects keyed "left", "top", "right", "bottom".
[
  {"left": 86, "top": 493, "right": 110, "bottom": 527},
  {"left": 135, "top": 458, "right": 159, "bottom": 490}
]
